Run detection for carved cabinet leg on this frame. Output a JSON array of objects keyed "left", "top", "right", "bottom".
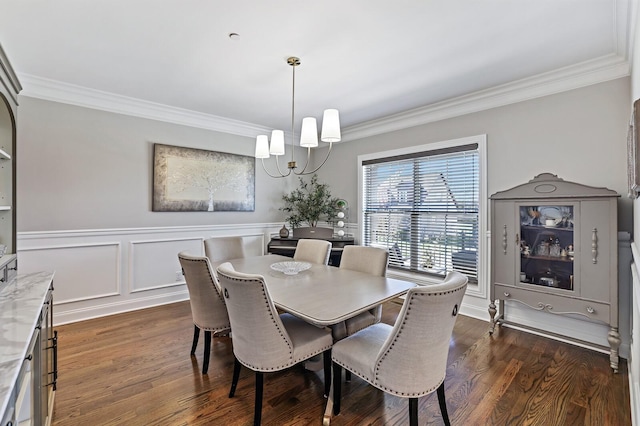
[
  {"left": 488, "top": 301, "right": 497, "bottom": 335},
  {"left": 607, "top": 327, "right": 621, "bottom": 373}
]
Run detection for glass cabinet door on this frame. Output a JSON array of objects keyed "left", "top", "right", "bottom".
[{"left": 518, "top": 204, "right": 574, "bottom": 291}]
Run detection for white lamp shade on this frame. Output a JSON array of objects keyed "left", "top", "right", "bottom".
[
  {"left": 300, "top": 117, "right": 318, "bottom": 148},
  {"left": 320, "top": 109, "right": 341, "bottom": 143},
  {"left": 270, "top": 130, "right": 285, "bottom": 155},
  {"left": 255, "top": 135, "right": 270, "bottom": 159}
]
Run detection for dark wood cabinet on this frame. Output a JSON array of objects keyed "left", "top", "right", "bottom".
[{"left": 267, "top": 237, "right": 355, "bottom": 266}]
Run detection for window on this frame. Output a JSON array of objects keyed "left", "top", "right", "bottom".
[{"left": 360, "top": 136, "right": 484, "bottom": 284}]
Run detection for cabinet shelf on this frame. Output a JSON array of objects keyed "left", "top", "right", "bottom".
[
  {"left": 521, "top": 224, "right": 573, "bottom": 232},
  {"left": 521, "top": 254, "right": 573, "bottom": 262}
]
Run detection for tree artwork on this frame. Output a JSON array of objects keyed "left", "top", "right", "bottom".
[{"left": 152, "top": 144, "right": 255, "bottom": 212}]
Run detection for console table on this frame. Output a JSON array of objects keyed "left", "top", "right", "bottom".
[{"left": 267, "top": 237, "right": 355, "bottom": 266}]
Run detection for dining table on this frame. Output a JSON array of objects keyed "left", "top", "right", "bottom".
[
  {"left": 224, "top": 254, "right": 417, "bottom": 425},
  {"left": 226, "top": 254, "right": 416, "bottom": 327}
]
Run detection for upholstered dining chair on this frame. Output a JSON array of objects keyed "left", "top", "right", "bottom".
[
  {"left": 331, "top": 245, "right": 389, "bottom": 341},
  {"left": 178, "top": 252, "right": 231, "bottom": 375},
  {"left": 330, "top": 271, "right": 468, "bottom": 426},
  {"left": 216, "top": 262, "right": 333, "bottom": 426},
  {"left": 293, "top": 238, "right": 332, "bottom": 265},
  {"left": 204, "top": 236, "right": 246, "bottom": 267}
]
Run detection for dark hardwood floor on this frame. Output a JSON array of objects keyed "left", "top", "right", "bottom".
[{"left": 52, "top": 301, "right": 630, "bottom": 425}]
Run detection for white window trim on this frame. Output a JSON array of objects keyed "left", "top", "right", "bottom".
[{"left": 357, "top": 134, "right": 488, "bottom": 299}]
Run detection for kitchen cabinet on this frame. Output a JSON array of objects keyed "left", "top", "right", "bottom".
[{"left": 1, "top": 272, "right": 57, "bottom": 426}]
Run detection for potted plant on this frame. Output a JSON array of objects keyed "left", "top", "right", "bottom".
[{"left": 281, "top": 174, "right": 339, "bottom": 238}]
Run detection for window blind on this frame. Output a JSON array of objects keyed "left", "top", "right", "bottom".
[{"left": 362, "top": 143, "right": 479, "bottom": 282}]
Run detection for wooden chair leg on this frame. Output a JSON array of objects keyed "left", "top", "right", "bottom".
[
  {"left": 409, "top": 397, "right": 418, "bottom": 426},
  {"left": 332, "top": 363, "right": 342, "bottom": 415},
  {"left": 254, "top": 372, "right": 264, "bottom": 426},
  {"left": 323, "top": 349, "right": 332, "bottom": 397},
  {"left": 436, "top": 382, "right": 451, "bottom": 426},
  {"left": 190, "top": 325, "right": 200, "bottom": 355},
  {"left": 229, "top": 357, "right": 241, "bottom": 398},
  {"left": 202, "top": 330, "right": 211, "bottom": 374}
]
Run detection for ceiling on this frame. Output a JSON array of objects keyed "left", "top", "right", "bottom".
[{"left": 0, "top": 1, "right": 635, "bottom": 142}]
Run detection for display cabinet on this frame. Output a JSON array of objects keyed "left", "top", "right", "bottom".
[
  {"left": 489, "top": 173, "right": 620, "bottom": 371},
  {"left": 0, "top": 43, "right": 20, "bottom": 259}
]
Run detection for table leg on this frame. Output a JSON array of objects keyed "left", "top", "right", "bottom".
[{"left": 322, "top": 379, "right": 334, "bottom": 425}]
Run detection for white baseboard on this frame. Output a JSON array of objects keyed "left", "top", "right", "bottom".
[{"left": 55, "top": 289, "right": 189, "bottom": 325}]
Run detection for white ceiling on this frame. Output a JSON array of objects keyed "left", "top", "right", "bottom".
[{"left": 0, "top": 1, "right": 635, "bottom": 141}]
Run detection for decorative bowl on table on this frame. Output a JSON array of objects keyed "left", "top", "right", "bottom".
[{"left": 270, "top": 261, "right": 312, "bottom": 275}]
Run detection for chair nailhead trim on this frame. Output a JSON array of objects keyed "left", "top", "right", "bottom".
[
  {"left": 181, "top": 257, "right": 227, "bottom": 304},
  {"left": 218, "top": 271, "right": 334, "bottom": 372},
  {"left": 367, "top": 283, "right": 465, "bottom": 396}
]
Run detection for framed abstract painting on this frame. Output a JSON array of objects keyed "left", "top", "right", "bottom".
[{"left": 153, "top": 143, "right": 255, "bottom": 212}]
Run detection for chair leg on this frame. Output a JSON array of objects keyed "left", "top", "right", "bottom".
[
  {"left": 409, "top": 397, "right": 418, "bottom": 426},
  {"left": 436, "top": 382, "right": 451, "bottom": 426},
  {"left": 332, "top": 363, "right": 342, "bottom": 415},
  {"left": 190, "top": 325, "right": 200, "bottom": 355},
  {"left": 323, "top": 349, "right": 332, "bottom": 397},
  {"left": 254, "top": 372, "right": 264, "bottom": 426},
  {"left": 229, "top": 357, "right": 241, "bottom": 398},
  {"left": 202, "top": 330, "right": 211, "bottom": 374}
]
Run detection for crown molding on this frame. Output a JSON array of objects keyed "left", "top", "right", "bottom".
[
  {"left": 0, "top": 44, "right": 22, "bottom": 105},
  {"left": 341, "top": 54, "right": 630, "bottom": 142},
  {"left": 17, "top": 53, "right": 630, "bottom": 142},
  {"left": 17, "top": 74, "right": 271, "bottom": 138}
]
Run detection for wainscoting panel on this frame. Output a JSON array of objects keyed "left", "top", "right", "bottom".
[
  {"left": 130, "top": 237, "right": 203, "bottom": 293},
  {"left": 18, "top": 242, "right": 121, "bottom": 304},
  {"left": 17, "top": 224, "right": 276, "bottom": 324}
]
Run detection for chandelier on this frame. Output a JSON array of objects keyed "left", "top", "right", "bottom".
[{"left": 254, "top": 56, "right": 341, "bottom": 178}]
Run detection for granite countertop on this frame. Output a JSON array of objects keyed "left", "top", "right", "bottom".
[{"left": 0, "top": 271, "right": 55, "bottom": 419}]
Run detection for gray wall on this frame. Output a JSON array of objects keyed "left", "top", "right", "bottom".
[
  {"left": 318, "top": 77, "right": 632, "bottom": 233},
  {"left": 16, "top": 77, "right": 631, "bottom": 234},
  {"left": 16, "top": 97, "right": 289, "bottom": 231}
]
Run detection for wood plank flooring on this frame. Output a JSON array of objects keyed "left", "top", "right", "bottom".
[{"left": 52, "top": 301, "right": 630, "bottom": 425}]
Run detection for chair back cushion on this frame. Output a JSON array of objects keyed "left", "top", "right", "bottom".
[
  {"left": 216, "top": 262, "right": 295, "bottom": 371},
  {"left": 293, "top": 239, "right": 332, "bottom": 265},
  {"left": 375, "top": 271, "right": 467, "bottom": 396},
  {"left": 340, "top": 245, "right": 389, "bottom": 277},
  {"left": 332, "top": 245, "right": 390, "bottom": 339},
  {"left": 178, "top": 252, "right": 230, "bottom": 332},
  {"left": 204, "top": 236, "right": 246, "bottom": 264}
]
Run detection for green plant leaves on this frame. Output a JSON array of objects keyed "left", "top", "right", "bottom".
[{"left": 281, "top": 174, "right": 339, "bottom": 228}]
